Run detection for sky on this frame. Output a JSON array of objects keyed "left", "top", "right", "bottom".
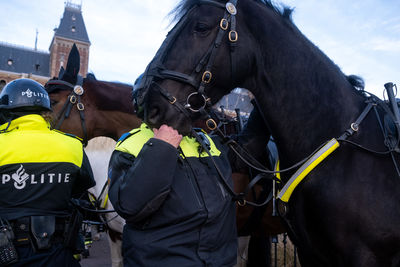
[{"left": 1, "top": 0, "right": 399, "bottom": 98}]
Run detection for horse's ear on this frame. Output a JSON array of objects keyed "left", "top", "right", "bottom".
[
  {"left": 86, "top": 73, "right": 97, "bottom": 81},
  {"left": 61, "top": 43, "right": 81, "bottom": 84},
  {"left": 58, "top": 66, "right": 65, "bottom": 79}
]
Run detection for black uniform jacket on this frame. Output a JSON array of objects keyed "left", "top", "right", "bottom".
[
  {"left": 108, "top": 123, "right": 237, "bottom": 267},
  {"left": 0, "top": 114, "right": 95, "bottom": 220}
]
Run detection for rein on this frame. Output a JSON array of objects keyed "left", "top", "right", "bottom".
[
  {"left": 192, "top": 128, "right": 274, "bottom": 207},
  {"left": 197, "top": 94, "right": 400, "bottom": 205},
  {"left": 45, "top": 76, "right": 89, "bottom": 146}
]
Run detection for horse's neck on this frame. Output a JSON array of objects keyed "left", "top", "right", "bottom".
[
  {"left": 86, "top": 81, "right": 141, "bottom": 141},
  {"left": 93, "top": 110, "right": 140, "bottom": 141},
  {"left": 244, "top": 6, "right": 365, "bottom": 163}
]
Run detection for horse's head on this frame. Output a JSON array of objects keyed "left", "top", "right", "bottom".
[
  {"left": 44, "top": 43, "right": 89, "bottom": 142},
  {"left": 136, "top": 0, "right": 265, "bottom": 135},
  {"left": 46, "top": 44, "right": 140, "bottom": 142}
]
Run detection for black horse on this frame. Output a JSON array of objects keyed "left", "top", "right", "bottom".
[{"left": 135, "top": 0, "right": 400, "bottom": 266}]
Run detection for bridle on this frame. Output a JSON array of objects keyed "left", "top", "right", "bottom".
[
  {"left": 134, "top": 0, "right": 280, "bottom": 207},
  {"left": 135, "top": 0, "right": 239, "bottom": 129},
  {"left": 45, "top": 75, "right": 89, "bottom": 146}
]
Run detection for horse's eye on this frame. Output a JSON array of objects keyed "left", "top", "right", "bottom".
[{"left": 194, "top": 23, "right": 211, "bottom": 34}]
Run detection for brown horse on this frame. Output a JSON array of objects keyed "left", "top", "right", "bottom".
[
  {"left": 46, "top": 76, "right": 140, "bottom": 143},
  {"left": 46, "top": 44, "right": 287, "bottom": 266}
]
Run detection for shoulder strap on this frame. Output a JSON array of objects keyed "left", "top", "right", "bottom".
[
  {"left": 115, "top": 124, "right": 153, "bottom": 157},
  {"left": 117, "top": 129, "right": 140, "bottom": 144}
]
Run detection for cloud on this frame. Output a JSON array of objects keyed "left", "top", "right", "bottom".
[
  {"left": 369, "top": 38, "right": 400, "bottom": 52},
  {"left": 79, "top": 0, "right": 177, "bottom": 82},
  {"left": 390, "top": 23, "right": 400, "bottom": 33}
]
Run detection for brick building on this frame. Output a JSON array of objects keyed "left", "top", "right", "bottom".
[{"left": 0, "top": 1, "right": 90, "bottom": 89}]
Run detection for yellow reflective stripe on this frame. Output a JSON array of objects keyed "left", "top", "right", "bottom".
[
  {"left": 88, "top": 189, "right": 108, "bottom": 209},
  {"left": 88, "top": 192, "right": 97, "bottom": 206},
  {"left": 0, "top": 130, "right": 83, "bottom": 167},
  {"left": 179, "top": 134, "right": 221, "bottom": 158},
  {"left": 116, "top": 123, "right": 220, "bottom": 158},
  {"left": 115, "top": 124, "right": 153, "bottom": 156},
  {"left": 101, "top": 193, "right": 109, "bottom": 209},
  {"left": 275, "top": 160, "right": 281, "bottom": 181},
  {"left": 278, "top": 138, "right": 339, "bottom": 202}
]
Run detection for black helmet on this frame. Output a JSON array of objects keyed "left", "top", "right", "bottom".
[{"left": 0, "top": 78, "right": 51, "bottom": 111}]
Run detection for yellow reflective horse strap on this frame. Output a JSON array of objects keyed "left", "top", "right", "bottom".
[
  {"left": 87, "top": 184, "right": 109, "bottom": 209},
  {"left": 88, "top": 192, "right": 97, "bottom": 206},
  {"left": 98, "top": 182, "right": 109, "bottom": 209},
  {"left": 277, "top": 138, "right": 340, "bottom": 202},
  {"left": 101, "top": 192, "right": 109, "bottom": 209},
  {"left": 275, "top": 160, "right": 281, "bottom": 181}
]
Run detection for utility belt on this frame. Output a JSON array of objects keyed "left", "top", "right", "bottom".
[
  {"left": 11, "top": 216, "right": 67, "bottom": 248},
  {"left": 0, "top": 211, "right": 83, "bottom": 265}
]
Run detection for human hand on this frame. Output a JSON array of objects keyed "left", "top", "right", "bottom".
[{"left": 153, "top": 124, "right": 182, "bottom": 148}]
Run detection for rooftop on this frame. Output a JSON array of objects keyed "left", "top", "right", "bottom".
[
  {"left": 53, "top": 2, "right": 90, "bottom": 44},
  {"left": 0, "top": 42, "right": 50, "bottom": 76}
]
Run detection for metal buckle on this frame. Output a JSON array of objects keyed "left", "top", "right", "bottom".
[
  {"left": 220, "top": 18, "right": 228, "bottom": 30},
  {"left": 351, "top": 123, "right": 359, "bottom": 132},
  {"left": 229, "top": 30, "right": 238, "bottom": 42},
  {"left": 237, "top": 199, "right": 246, "bottom": 206},
  {"left": 77, "top": 103, "right": 85, "bottom": 111},
  {"left": 226, "top": 2, "right": 237, "bottom": 15},
  {"left": 202, "top": 71, "right": 212, "bottom": 83},
  {"left": 73, "top": 85, "right": 84, "bottom": 96},
  {"left": 169, "top": 97, "right": 177, "bottom": 105},
  {"left": 206, "top": 118, "right": 217, "bottom": 130},
  {"left": 69, "top": 95, "right": 77, "bottom": 104}
]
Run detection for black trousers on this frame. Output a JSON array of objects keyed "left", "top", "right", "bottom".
[{"left": 10, "top": 243, "right": 80, "bottom": 267}]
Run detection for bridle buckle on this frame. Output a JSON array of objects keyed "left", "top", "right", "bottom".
[
  {"left": 220, "top": 18, "right": 228, "bottom": 30},
  {"left": 77, "top": 102, "right": 85, "bottom": 111},
  {"left": 69, "top": 95, "right": 77, "bottom": 104},
  {"left": 169, "top": 97, "right": 177, "bottom": 105},
  {"left": 202, "top": 71, "right": 212, "bottom": 84},
  {"left": 229, "top": 30, "right": 238, "bottom": 42},
  {"left": 206, "top": 118, "right": 217, "bottom": 130}
]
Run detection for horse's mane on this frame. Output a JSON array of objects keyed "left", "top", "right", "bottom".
[
  {"left": 170, "top": 0, "right": 293, "bottom": 23},
  {"left": 346, "top": 74, "right": 369, "bottom": 98},
  {"left": 169, "top": 0, "right": 367, "bottom": 98}
]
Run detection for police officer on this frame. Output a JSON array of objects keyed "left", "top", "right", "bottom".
[
  {"left": 0, "top": 78, "right": 95, "bottom": 266},
  {"left": 108, "top": 79, "right": 237, "bottom": 266}
]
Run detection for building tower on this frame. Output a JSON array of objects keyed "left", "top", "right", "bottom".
[
  {"left": 0, "top": 1, "right": 90, "bottom": 88},
  {"left": 49, "top": 1, "right": 90, "bottom": 78}
]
